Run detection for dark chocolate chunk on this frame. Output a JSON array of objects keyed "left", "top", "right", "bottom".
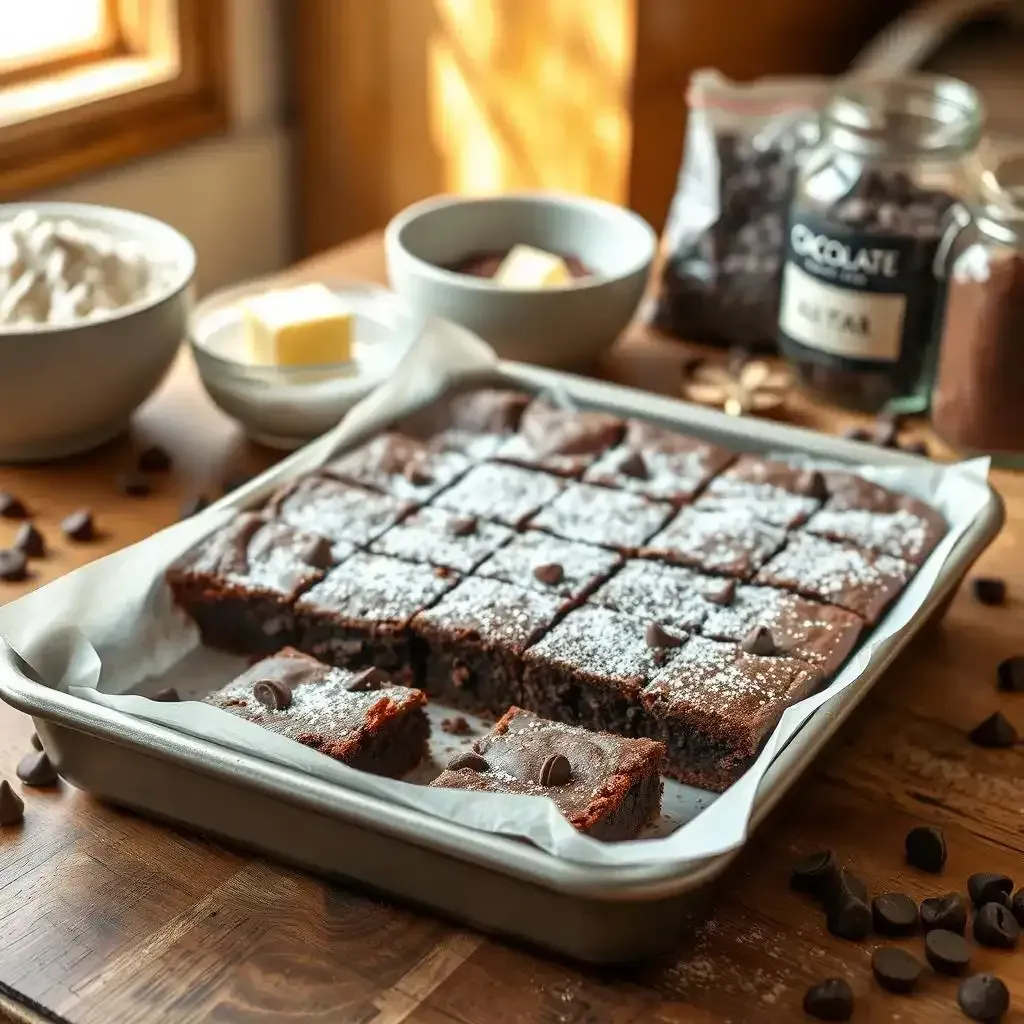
[
  {"left": 741, "top": 624, "right": 777, "bottom": 656},
  {"left": 14, "top": 523, "right": 44, "bottom": 558},
  {"left": 958, "top": 973, "right": 1009, "bottom": 1022},
  {"left": 924, "top": 928, "right": 972, "bottom": 976},
  {"left": 827, "top": 895, "right": 871, "bottom": 941},
  {"left": 347, "top": 667, "right": 390, "bottom": 692},
  {"left": 905, "top": 824, "right": 947, "bottom": 873},
  {"left": 707, "top": 578, "right": 736, "bottom": 606},
  {"left": 790, "top": 849, "right": 837, "bottom": 899},
  {"left": 0, "top": 549, "right": 27, "bottom": 582},
  {"left": 827, "top": 867, "right": 869, "bottom": 907},
  {"left": 921, "top": 892, "right": 968, "bottom": 934},
  {"left": 117, "top": 471, "right": 151, "bottom": 497},
  {"left": 872, "top": 892, "right": 918, "bottom": 936},
  {"left": 871, "top": 946, "right": 921, "bottom": 994},
  {"left": 1012, "top": 888, "right": 1024, "bottom": 927},
  {"left": 447, "top": 751, "right": 488, "bottom": 772},
  {"left": 404, "top": 461, "right": 433, "bottom": 486},
  {"left": 644, "top": 621, "right": 685, "bottom": 649},
  {"left": 997, "top": 655, "right": 1024, "bottom": 693},
  {"left": 617, "top": 450, "right": 648, "bottom": 480},
  {"left": 0, "top": 780, "right": 24, "bottom": 825},
  {"left": 137, "top": 445, "right": 172, "bottom": 473},
  {"left": 152, "top": 687, "right": 180, "bottom": 702},
  {"left": 16, "top": 750, "right": 57, "bottom": 786},
  {"left": 448, "top": 515, "right": 478, "bottom": 537},
  {"left": 802, "top": 978, "right": 853, "bottom": 1022},
  {"left": 253, "top": 679, "right": 292, "bottom": 711},
  {"left": 61, "top": 509, "right": 95, "bottom": 542},
  {"left": 973, "top": 902, "right": 1019, "bottom": 949},
  {"left": 180, "top": 495, "right": 210, "bottom": 519},
  {"left": 532, "top": 562, "right": 565, "bottom": 586},
  {"left": 539, "top": 753, "right": 572, "bottom": 787},
  {"left": 0, "top": 493, "right": 28, "bottom": 519},
  {"left": 798, "top": 469, "right": 829, "bottom": 501},
  {"left": 30, "top": 732, "right": 41, "bottom": 751},
  {"left": 968, "top": 711, "right": 1018, "bottom": 748},
  {"left": 968, "top": 872, "right": 1014, "bottom": 908},
  {"left": 842, "top": 426, "right": 872, "bottom": 443}
]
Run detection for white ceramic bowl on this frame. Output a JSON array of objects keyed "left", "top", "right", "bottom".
[
  {"left": 0, "top": 202, "right": 195, "bottom": 462},
  {"left": 384, "top": 192, "right": 657, "bottom": 367}
]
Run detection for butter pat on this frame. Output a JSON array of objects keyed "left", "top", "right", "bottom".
[
  {"left": 493, "top": 244, "right": 572, "bottom": 288},
  {"left": 243, "top": 283, "right": 353, "bottom": 366}
]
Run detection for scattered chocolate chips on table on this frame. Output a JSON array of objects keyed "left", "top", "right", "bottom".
[
  {"left": 61, "top": 509, "right": 95, "bottom": 542},
  {"left": 0, "top": 492, "right": 28, "bottom": 519},
  {"left": 152, "top": 687, "right": 180, "bottom": 702},
  {"left": 828, "top": 867, "right": 869, "bottom": 907},
  {"left": 137, "top": 444, "right": 172, "bottom": 473},
  {"left": 0, "top": 780, "right": 24, "bottom": 825},
  {"left": 447, "top": 751, "right": 488, "bottom": 772},
  {"left": 16, "top": 750, "right": 57, "bottom": 786},
  {"left": 958, "top": 973, "right": 1009, "bottom": 1022},
  {"left": 968, "top": 872, "right": 1014, "bottom": 908},
  {"left": 802, "top": 978, "right": 854, "bottom": 1021},
  {"left": 973, "top": 902, "right": 1020, "bottom": 949},
  {"left": 826, "top": 892, "right": 871, "bottom": 941},
  {"left": 971, "top": 577, "right": 1006, "bottom": 607},
  {"left": 0, "top": 549, "right": 28, "bottom": 582},
  {"left": 920, "top": 892, "right": 968, "bottom": 934},
  {"left": 871, "top": 946, "right": 921, "bottom": 994},
  {"left": 14, "top": 522, "right": 44, "bottom": 558},
  {"left": 924, "top": 928, "right": 972, "bottom": 976},
  {"left": 790, "top": 849, "right": 837, "bottom": 899},
  {"left": 905, "top": 824, "right": 947, "bottom": 873},
  {"left": 967, "top": 711, "right": 1018, "bottom": 749},
  {"left": 116, "top": 471, "right": 151, "bottom": 497},
  {"left": 1012, "top": 888, "right": 1024, "bottom": 927},
  {"left": 871, "top": 892, "right": 918, "bottom": 936},
  {"left": 996, "top": 655, "right": 1024, "bottom": 693}
]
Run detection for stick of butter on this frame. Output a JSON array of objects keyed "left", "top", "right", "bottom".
[
  {"left": 243, "top": 283, "right": 353, "bottom": 366},
  {"left": 493, "top": 244, "right": 572, "bottom": 288}
]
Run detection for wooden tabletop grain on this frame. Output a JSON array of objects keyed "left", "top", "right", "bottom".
[{"left": 0, "top": 234, "right": 1022, "bottom": 1024}]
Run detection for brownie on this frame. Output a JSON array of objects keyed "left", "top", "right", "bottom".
[
  {"left": 369, "top": 505, "right": 514, "bottom": 573},
  {"left": 642, "top": 506, "right": 787, "bottom": 579},
  {"left": 711, "top": 454, "right": 823, "bottom": 495},
  {"left": 398, "top": 388, "right": 531, "bottom": 459},
  {"left": 696, "top": 455, "right": 823, "bottom": 527},
  {"left": 701, "top": 584, "right": 863, "bottom": 676},
  {"left": 582, "top": 419, "right": 735, "bottom": 504},
  {"left": 474, "top": 530, "right": 621, "bottom": 601},
  {"left": 528, "top": 483, "right": 675, "bottom": 554},
  {"left": 693, "top": 488, "right": 821, "bottom": 529},
  {"left": 429, "top": 706, "right": 665, "bottom": 841},
  {"left": 820, "top": 470, "right": 907, "bottom": 512},
  {"left": 492, "top": 399, "right": 624, "bottom": 477},
  {"left": 432, "top": 462, "right": 564, "bottom": 528},
  {"left": 804, "top": 506, "right": 945, "bottom": 567},
  {"left": 294, "top": 552, "right": 459, "bottom": 677},
  {"left": 412, "top": 576, "right": 564, "bottom": 714},
  {"left": 754, "top": 532, "right": 914, "bottom": 624},
  {"left": 640, "top": 636, "right": 822, "bottom": 790},
  {"left": 206, "top": 647, "right": 429, "bottom": 776},
  {"left": 166, "top": 513, "right": 334, "bottom": 655}
]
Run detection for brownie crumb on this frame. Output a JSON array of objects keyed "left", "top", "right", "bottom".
[{"left": 441, "top": 716, "right": 472, "bottom": 736}]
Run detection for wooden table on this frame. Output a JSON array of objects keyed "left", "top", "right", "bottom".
[{"left": 0, "top": 234, "right": 1022, "bottom": 1024}]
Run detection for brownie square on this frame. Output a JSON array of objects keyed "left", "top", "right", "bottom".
[
  {"left": 474, "top": 530, "right": 621, "bottom": 601},
  {"left": 804, "top": 505, "right": 946, "bottom": 567},
  {"left": 696, "top": 455, "right": 823, "bottom": 527},
  {"left": 432, "top": 462, "right": 565, "bottom": 528},
  {"left": 754, "top": 532, "right": 914, "bottom": 624},
  {"left": 429, "top": 706, "right": 665, "bottom": 841},
  {"left": 206, "top": 647, "right": 429, "bottom": 777},
  {"left": 642, "top": 506, "right": 787, "bottom": 579},
  {"left": 820, "top": 470, "right": 905, "bottom": 512},
  {"left": 370, "top": 506, "right": 513, "bottom": 574},
  {"left": 711, "top": 454, "right": 822, "bottom": 495},
  {"left": 166, "top": 513, "right": 334, "bottom": 655},
  {"left": 588, "top": 559, "right": 730, "bottom": 633},
  {"left": 398, "top": 388, "right": 531, "bottom": 459},
  {"left": 528, "top": 483, "right": 675, "bottom": 554},
  {"left": 701, "top": 584, "right": 863, "bottom": 677},
  {"left": 412, "top": 576, "right": 564, "bottom": 714},
  {"left": 582, "top": 419, "right": 735, "bottom": 504},
  {"left": 294, "top": 552, "right": 458, "bottom": 677},
  {"left": 641, "top": 636, "right": 822, "bottom": 791},
  {"left": 492, "top": 398, "right": 624, "bottom": 477}
]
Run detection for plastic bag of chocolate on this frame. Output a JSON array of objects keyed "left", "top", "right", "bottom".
[{"left": 650, "top": 70, "right": 831, "bottom": 351}]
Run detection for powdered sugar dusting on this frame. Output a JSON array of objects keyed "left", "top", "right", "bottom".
[
  {"left": 805, "top": 507, "right": 942, "bottom": 564},
  {"left": 433, "top": 462, "right": 564, "bottom": 527},
  {"left": 695, "top": 488, "right": 820, "bottom": 528},
  {"left": 589, "top": 559, "right": 720, "bottom": 631}
]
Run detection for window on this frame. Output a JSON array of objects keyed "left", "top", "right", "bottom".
[{"left": 0, "top": 0, "right": 229, "bottom": 197}]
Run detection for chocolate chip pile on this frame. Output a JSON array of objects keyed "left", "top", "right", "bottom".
[
  {"left": 797, "top": 826, "right": 1018, "bottom": 1021},
  {"left": 0, "top": 733, "right": 60, "bottom": 828}
]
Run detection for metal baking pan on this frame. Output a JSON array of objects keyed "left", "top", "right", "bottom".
[{"left": 0, "top": 361, "right": 1005, "bottom": 964}]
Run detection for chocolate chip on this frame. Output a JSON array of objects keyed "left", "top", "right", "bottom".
[
  {"left": 996, "top": 655, "right": 1024, "bottom": 692},
  {"left": 617, "top": 450, "right": 648, "bottom": 480},
  {"left": 802, "top": 978, "right": 853, "bottom": 1021},
  {"left": 14, "top": 523, "right": 44, "bottom": 558},
  {"left": 644, "top": 621, "right": 685, "bottom": 649},
  {"left": 448, "top": 515, "right": 478, "bottom": 537},
  {"left": 404, "top": 461, "right": 433, "bottom": 486},
  {"left": 798, "top": 469, "right": 828, "bottom": 501},
  {"left": 827, "top": 867, "right": 869, "bottom": 907},
  {"left": 872, "top": 415, "right": 900, "bottom": 448},
  {"left": 741, "top": 624, "right": 777, "bottom": 656},
  {"left": 958, "top": 973, "right": 1009, "bottom": 1022},
  {"left": 0, "top": 780, "right": 24, "bottom": 826},
  {"left": 905, "top": 824, "right": 947, "bottom": 873},
  {"left": 447, "top": 751, "right": 488, "bottom": 772},
  {"left": 253, "top": 679, "right": 292, "bottom": 711},
  {"left": 707, "top": 578, "right": 736, "bottom": 606},
  {"left": 969, "top": 872, "right": 1014, "bottom": 908},
  {"left": 842, "top": 426, "right": 872, "bottom": 443},
  {"left": 16, "top": 750, "right": 57, "bottom": 786},
  {"left": 924, "top": 928, "right": 972, "bottom": 975},
  {"left": 827, "top": 895, "right": 871, "bottom": 941},
  {"left": 872, "top": 892, "right": 918, "bottom": 936},
  {"left": 968, "top": 712, "right": 1018, "bottom": 748},
  {"left": 871, "top": 947, "right": 921, "bottom": 994},
  {"left": 921, "top": 892, "right": 968, "bottom": 934},
  {"left": 0, "top": 549, "right": 27, "bottom": 582},
  {"left": 1012, "top": 888, "right": 1024, "bottom": 927},
  {"left": 974, "top": 902, "right": 1019, "bottom": 948},
  {"left": 61, "top": 509, "right": 95, "bottom": 541},
  {"left": 117, "top": 471, "right": 151, "bottom": 497},
  {"left": 539, "top": 753, "right": 572, "bottom": 787},
  {"left": 30, "top": 733, "right": 41, "bottom": 751},
  {"left": 0, "top": 493, "right": 28, "bottom": 519},
  {"left": 533, "top": 562, "right": 564, "bottom": 586},
  {"left": 347, "top": 667, "right": 389, "bottom": 692},
  {"left": 137, "top": 444, "right": 172, "bottom": 473},
  {"left": 790, "top": 849, "right": 837, "bottom": 899},
  {"left": 180, "top": 495, "right": 210, "bottom": 519},
  {"left": 152, "top": 687, "right": 180, "bottom": 702}
]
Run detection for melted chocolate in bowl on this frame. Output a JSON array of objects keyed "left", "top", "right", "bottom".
[{"left": 444, "top": 250, "right": 592, "bottom": 280}]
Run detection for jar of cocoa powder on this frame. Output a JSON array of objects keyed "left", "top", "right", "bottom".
[
  {"left": 932, "top": 149, "right": 1024, "bottom": 463},
  {"left": 777, "top": 76, "right": 983, "bottom": 414}
]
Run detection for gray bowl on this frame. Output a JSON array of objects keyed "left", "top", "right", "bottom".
[
  {"left": 0, "top": 202, "right": 195, "bottom": 462},
  {"left": 384, "top": 192, "right": 656, "bottom": 367}
]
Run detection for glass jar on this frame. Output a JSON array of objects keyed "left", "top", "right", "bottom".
[
  {"left": 931, "top": 147, "right": 1024, "bottom": 463},
  {"left": 777, "top": 76, "right": 983, "bottom": 414}
]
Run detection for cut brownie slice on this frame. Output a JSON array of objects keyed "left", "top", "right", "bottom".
[
  {"left": 641, "top": 636, "right": 822, "bottom": 791},
  {"left": 528, "top": 482, "right": 674, "bottom": 554},
  {"left": 642, "top": 506, "right": 787, "bottom": 579},
  {"left": 696, "top": 455, "right": 823, "bottom": 527},
  {"left": 710, "top": 454, "right": 825, "bottom": 496},
  {"left": 754, "top": 532, "right": 914, "bottom": 624},
  {"left": 294, "top": 552, "right": 458, "bottom": 677},
  {"left": 398, "top": 388, "right": 531, "bottom": 459},
  {"left": 701, "top": 584, "right": 863, "bottom": 677},
  {"left": 432, "top": 462, "right": 565, "bottom": 528},
  {"left": 582, "top": 419, "right": 735, "bottom": 504},
  {"left": 429, "top": 706, "right": 665, "bottom": 841},
  {"left": 820, "top": 470, "right": 907, "bottom": 512},
  {"left": 166, "top": 513, "right": 334, "bottom": 655},
  {"left": 370, "top": 505, "right": 514, "bottom": 573},
  {"left": 693, "top": 489, "right": 821, "bottom": 529},
  {"left": 474, "top": 530, "right": 621, "bottom": 601},
  {"left": 804, "top": 505, "right": 945, "bottom": 567},
  {"left": 411, "top": 576, "right": 564, "bottom": 714},
  {"left": 207, "top": 648, "right": 428, "bottom": 776}
]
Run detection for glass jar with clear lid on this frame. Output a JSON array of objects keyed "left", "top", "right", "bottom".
[
  {"left": 932, "top": 147, "right": 1024, "bottom": 463},
  {"left": 777, "top": 76, "right": 983, "bottom": 414}
]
